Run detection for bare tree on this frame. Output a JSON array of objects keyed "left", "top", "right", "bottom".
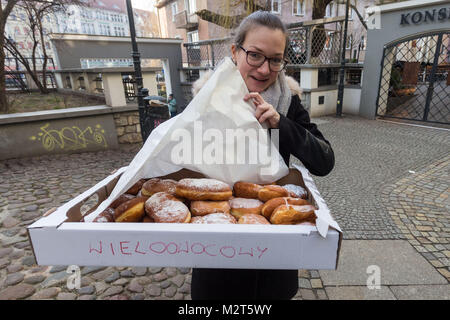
[
  {"left": 1, "top": 0, "right": 85, "bottom": 113},
  {"left": 0, "top": 0, "right": 19, "bottom": 113}
]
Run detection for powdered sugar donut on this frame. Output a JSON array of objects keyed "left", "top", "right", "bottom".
[
  {"left": 141, "top": 178, "right": 177, "bottom": 197},
  {"left": 190, "top": 212, "right": 236, "bottom": 224},
  {"left": 176, "top": 178, "right": 232, "bottom": 201},
  {"left": 145, "top": 192, "right": 191, "bottom": 223},
  {"left": 238, "top": 213, "right": 270, "bottom": 225}
]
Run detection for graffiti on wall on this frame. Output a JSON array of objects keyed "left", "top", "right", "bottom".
[{"left": 30, "top": 123, "right": 108, "bottom": 151}]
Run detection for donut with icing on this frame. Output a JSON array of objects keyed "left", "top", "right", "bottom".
[
  {"left": 229, "top": 198, "right": 264, "bottom": 220},
  {"left": 190, "top": 212, "right": 236, "bottom": 224},
  {"left": 282, "top": 184, "right": 308, "bottom": 199},
  {"left": 238, "top": 213, "right": 270, "bottom": 225},
  {"left": 145, "top": 192, "right": 191, "bottom": 223},
  {"left": 141, "top": 178, "right": 177, "bottom": 197},
  {"left": 175, "top": 178, "right": 232, "bottom": 201},
  {"left": 190, "top": 200, "right": 231, "bottom": 216},
  {"left": 233, "top": 181, "right": 263, "bottom": 199},
  {"left": 258, "top": 185, "right": 289, "bottom": 202},
  {"left": 261, "top": 197, "right": 311, "bottom": 219},
  {"left": 114, "top": 197, "right": 147, "bottom": 222},
  {"left": 270, "top": 204, "right": 316, "bottom": 225}
]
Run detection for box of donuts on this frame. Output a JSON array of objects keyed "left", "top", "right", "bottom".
[{"left": 27, "top": 163, "right": 342, "bottom": 270}]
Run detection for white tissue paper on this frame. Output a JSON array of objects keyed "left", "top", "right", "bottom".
[{"left": 86, "top": 57, "right": 289, "bottom": 221}]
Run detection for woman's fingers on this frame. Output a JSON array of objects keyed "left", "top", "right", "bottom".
[{"left": 255, "top": 103, "right": 270, "bottom": 119}]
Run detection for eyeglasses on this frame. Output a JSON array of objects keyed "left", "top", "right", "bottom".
[{"left": 239, "top": 46, "right": 287, "bottom": 72}]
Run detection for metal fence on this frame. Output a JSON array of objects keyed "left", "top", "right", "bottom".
[
  {"left": 180, "top": 17, "right": 349, "bottom": 106},
  {"left": 183, "top": 37, "right": 232, "bottom": 68}
]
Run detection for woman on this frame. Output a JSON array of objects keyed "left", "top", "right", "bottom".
[{"left": 190, "top": 11, "right": 335, "bottom": 300}]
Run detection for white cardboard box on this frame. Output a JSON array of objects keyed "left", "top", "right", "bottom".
[{"left": 27, "top": 166, "right": 342, "bottom": 270}]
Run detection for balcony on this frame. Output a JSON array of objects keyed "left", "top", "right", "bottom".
[{"left": 174, "top": 10, "right": 198, "bottom": 29}]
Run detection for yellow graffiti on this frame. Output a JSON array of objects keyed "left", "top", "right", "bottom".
[{"left": 29, "top": 123, "right": 108, "bottom": 151}]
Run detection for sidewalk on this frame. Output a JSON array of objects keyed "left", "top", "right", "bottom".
[{"left": 0, "top": 115, "right": 448, "bottom": 300}]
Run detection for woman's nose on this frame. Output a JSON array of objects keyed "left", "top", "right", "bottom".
[{"left": 256, "top": 59, "right": 271, "bottom": 74}]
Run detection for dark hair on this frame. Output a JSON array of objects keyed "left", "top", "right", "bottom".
[{"left": 234, "top": 11, "right": 289, "bottom": 57}]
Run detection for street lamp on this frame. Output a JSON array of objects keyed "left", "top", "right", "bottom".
[
  {"left": 336, "top": 0, "right": 350, "bottom": 117},
  {"left": 125, "top": 0, "right": 150, "bottom": 141}
]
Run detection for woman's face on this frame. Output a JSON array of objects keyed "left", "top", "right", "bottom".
[{"left": 232, "top": 26, "right": 286, "bottom": 93}]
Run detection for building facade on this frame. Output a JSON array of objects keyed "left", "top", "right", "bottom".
[
  {"left": 4, "top": 0, "right": 160, "bottom": 71},
  {"left": 155, "top": 0, "right": 380, "bottom": 63}
]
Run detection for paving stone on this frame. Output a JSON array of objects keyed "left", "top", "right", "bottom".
[
  {"left": 1, "top": 217, "right": 21, "bottom": 228},
  {"left": 57, "top": 292, "right": 77, "bottom": 300},
  {"left": 325, "top": 286, "right": 397, "bottom": 300},
  {"left": 390, "top": 285, "right": 450, "bottom": 300},
  {"left": 49, "top": 265, "right": 67, "bottom": 273},
  {"left": 24, "top": 275, "right": 46, "bottom": 285},
  {"left": 170, "top": 274, "right": 185, "bottom": 288},
  {"left": 131, "top": 267, "right": 147, "bottom": 276},
  {"left": 146, "top": 284, "right": 162, "bottom": 296},
  {"left": 78, "top": 295, "right": 97, "bottom": 300},
  {"left": 5, "top": 273, "right": 25, "bottom": 286},
  {"left": 299, "top": 289, "right": 316, "bottom": 300},
  {"left": 0, "top": 247, "right": 13, "bottom": 259},
  {"left": 0, "top": 282, "right": 35, "bottom": 300},
  {"left": 31, "top": 287, "right": 61, "bottom": 300},
  {"left": 78, "top": 285, "right": 95, "bottom": 295},
  {"left": 127, "top": 279, "right": 144, "bottom": 293},
  {"left": 164, "top": 286, "right": 177, "bottom": 298},
  {"left": 101, "top": 286, "right": 123, "bottom": 297},
  {"left": 320, "top": 240, "right": 448, "bottom": 286},
  {"left": 104, "top": 271, "right": 120, "bottom": 283}
]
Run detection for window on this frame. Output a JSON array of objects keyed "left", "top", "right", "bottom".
[
  {"left": 346, "top": 35, "right": 353, "bottom": 50},
  {"left": 171, "top": 2, "right": 178, "bottom": 21},
  {"left": 187, "top": 0, "right": 196, "bottom": 14},
  {"left": 187, "top": 30, "right": 199, "bottom": 43},
  {"left": 292, "top": 0, "right": 304, "bottom": 16},
  {"left": 325, "top": 2, "right": 335, "bottom": 17},
  {"left": 271, "top": 0, "right": 281, "bottom": 14},
  {"left": 360, "top": 35, "right": 366, "bottom": 51}
]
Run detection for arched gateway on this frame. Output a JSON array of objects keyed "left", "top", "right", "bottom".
[{"left": 360, "top": 0, "right": 450, "bottom": 125}]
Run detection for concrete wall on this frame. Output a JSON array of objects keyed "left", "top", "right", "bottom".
[
  {"left": 0, "top": 106, "right": 150, "bottom": 160},
  {"left": 359, "top": 0, "right": 450, "bottom": 119}
]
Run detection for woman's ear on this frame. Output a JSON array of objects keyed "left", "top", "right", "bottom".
[{"left": 231, "top": 44, "right": 237, "bottom": 64}]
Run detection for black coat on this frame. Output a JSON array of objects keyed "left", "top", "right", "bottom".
[{"left": 191, "top": 95, "right": 335, "bottom": 300}]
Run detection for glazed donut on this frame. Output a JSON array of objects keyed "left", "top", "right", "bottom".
[
  {"left": 114, "top": 197, "right": 147, "bottom": 222},
  {"left": 233, "top": 181, "right": 263, "bottom": 199},
  {"left": 175, "top": 178, "right": 232, "bottom": 201},
  {"left": 261, "top": 197, "right": 311, "bottom": 219},
  {"left": 190, "top": 200, "right": 231, "bottom": 216},
  {"left": 141, "top": 178, "right": 177, "bottom": 197},
  {"left": 93, "top": 207, "right": 115, "bottom": 223},
  {"left": 145, "top": 192, "right": 191, "bottom": 223},
  {"left": 258, "top": 185, "right": 289, "bottom": 202},
  {"left": 109, "top": 193, "right": 135, "bottom": 209},
  {"left": 229, "top": 198, "right": 264, "bottom": 220},
  {"left": 190, "top": 212, "right": 237, "bottom": 224},
  {"left": 238, "top": 213, "right": 270, "bottom": 225},
  {"left": 270, "top": 204, "right": 316, "bottom": 225},
  {"left": 282, "top": 184, "right": 308, "bottom": 199},
  {"left": 125, "top": 179, "right": 147, "bottom": 196}
]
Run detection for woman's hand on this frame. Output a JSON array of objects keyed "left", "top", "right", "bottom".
[{"left": 244, "top": 92, "right": 280, "bottom": 129}]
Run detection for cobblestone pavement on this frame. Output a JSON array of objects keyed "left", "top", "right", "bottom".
[{"left": 0, "top": 115, "right": 449, "bottom": 300}]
